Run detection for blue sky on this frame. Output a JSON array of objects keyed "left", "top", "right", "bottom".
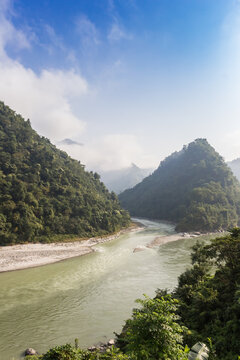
[{"left": 1, "top": 0, "right": 240, "bottom": 171}]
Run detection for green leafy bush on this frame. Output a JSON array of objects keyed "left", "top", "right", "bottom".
[
  {"left": 39, "top": 344, "right": 129, "bottom": 360},
  {"left": 117, "top": 295, "right": 189, "bottom": 360},
  {"left": 42, "top": 344, "right": 89, "bottom": 360}
]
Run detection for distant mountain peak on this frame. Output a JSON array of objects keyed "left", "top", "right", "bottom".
[
  {"left": 99, "top": 164, "right": 154, "bottom": 194},
  {"left": 130, "top": 163, "right": 139, "bottom": 169},
  {"left": 58, "top": 138, "right": 83, "bottom": 146}
]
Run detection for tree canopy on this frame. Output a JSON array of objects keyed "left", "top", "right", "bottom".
[
  {"left": 174, "top": 228, "right": 240, "bottom": 360},
  {"left": 116, "top": 294, "right": 188, "bottom": 360}
]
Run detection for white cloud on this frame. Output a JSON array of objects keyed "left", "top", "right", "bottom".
[
  {"left": 0, "top": 60, "right": 88, "bottom": 140},
  {"left": 58, "top": 134, "right": 146, "bottom": 171},
  {"left": 0, "top": 2, "right": 88, "bottom": 141}
]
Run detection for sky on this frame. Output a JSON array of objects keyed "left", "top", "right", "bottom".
[{"left": 1, "top": 0, "right": 240, "bottom": 171}]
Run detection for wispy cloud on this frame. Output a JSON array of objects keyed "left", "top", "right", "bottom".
[
  {"left": 0, "top": 0, "right": 30, "bottom": 57},
  {"left": 42, "top": 24, "right": 78, "bottom": 65},
  {"left": 107, "top": 0, "right": 115, "bottom": 13},
  {"left": 107, "top": 0, "right": 138, "bottom": 17},
  {"left": 76, "top": 14, "right": 100, "bottom": 47},
  {"left": 108, "top": 23, "right": 133, "bottom": 42},
  {"left": 44, "top": 24, "right": 65, "bottom": 51},
  {"left": 0, "top": 0, "right": 13, "bottom": 14},
  {"left": 107, "top": 0, "right": 133, "bottom": 43}
]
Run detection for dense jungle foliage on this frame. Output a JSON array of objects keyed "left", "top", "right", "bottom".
[
  {"left": 0, "top": 102, "right": 130, "bottom": 245},
  {"left": 174, "top": 227, "right": 240, "bottom": 360},
  {"left": 24, "top": 230, "right": 240, "bottom": 359},
  {"left": 119, "top": 138, "right": 240, "bottom": 232}
]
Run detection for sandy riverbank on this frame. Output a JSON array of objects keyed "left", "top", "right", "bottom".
[
  {"left": 0, "top": 224, "right": 142, "bottom": 273},
  {"left": 132, "top": 233, "right": 189, "bottom": 252},
  {"left": 146, "top": 233, "right": 186, "bottom": 248},
  {"left": 146, "top": 230, "right": 223, "bottom": 248}
]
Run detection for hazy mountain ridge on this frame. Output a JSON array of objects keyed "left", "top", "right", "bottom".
[
  {"left": 0, "top": 102, "right": 130, "bottom": 245},
  {"left": 58, "top": 138, "right": 83, "bottom": 146},
  {"left": 119, "top": 138, "right": 240, "bottom": 232},
  {"left": 100, "top": 163, "right": 153, "bottom": 194}
]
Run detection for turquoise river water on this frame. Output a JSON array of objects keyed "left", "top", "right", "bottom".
[{"left": 0, "top": 219, "right": 208, "bottom": 360}]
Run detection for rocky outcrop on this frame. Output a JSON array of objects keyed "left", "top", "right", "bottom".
[
  {"left": 25, "top": 347, "right": 37, "bottom": 356},
  {"left": 88, "top": 339, "right": 116, "bottom": 353},
  {"left": 188, "top": 342, "right": 209, "bottom": 360}
]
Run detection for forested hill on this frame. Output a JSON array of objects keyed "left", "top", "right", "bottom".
[
  {"left": 119, "top": 138, "right": 240, "bottom": 232},
  {"left": 0, "top": 102, "right": 130, "bottom": 245}
]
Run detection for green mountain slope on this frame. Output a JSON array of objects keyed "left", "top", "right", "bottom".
[
  {"left": 119, "top": 139, "right": 240, "bottom": 232},
  {"left": 0, "top": 102, "right": 130, "bottom": 245}
]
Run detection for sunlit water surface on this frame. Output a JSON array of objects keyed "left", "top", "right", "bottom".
[{"left": 0, "top": 219, "right": 209, "bottom": 359}]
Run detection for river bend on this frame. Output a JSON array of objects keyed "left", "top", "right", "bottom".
[{"left": 0, "top": 219, "right": 206, "bottom": 359}]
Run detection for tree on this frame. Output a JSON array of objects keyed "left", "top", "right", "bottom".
[{"left": 118, "top": 295, "right": 188, "bottom": 360}]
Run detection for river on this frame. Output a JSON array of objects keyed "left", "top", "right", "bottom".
[{"left": 0, "top": 219, "right": 208, "bottom": 359}]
